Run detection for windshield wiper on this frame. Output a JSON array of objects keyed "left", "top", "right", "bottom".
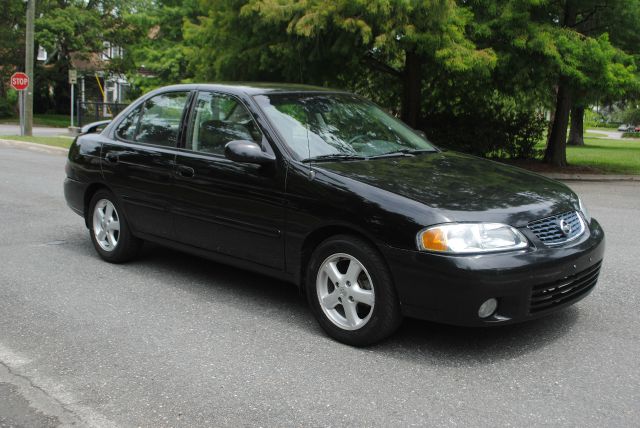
[
  {"left": 302, "top": 154, "right": 368, "bottom": 163},
  {"left": 368, "top": 149, "right": 436, "bottom": 159}
]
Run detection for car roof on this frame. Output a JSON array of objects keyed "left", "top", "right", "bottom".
[{"left": 156, "top": 82, "right": 348, "bottom": 97}]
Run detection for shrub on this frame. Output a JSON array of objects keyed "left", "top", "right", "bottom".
[
  {"left": 622, "top": 132, "right": 640, "bottom": 138},
  {"left": 584, "top": 108, "right": 619, "bottom": 129},
  {"left": 421, "top": 105, "right": 547, "bottom": 160},
  {"left": 0, "top": 91, "right": 18, "bottom": 118}
]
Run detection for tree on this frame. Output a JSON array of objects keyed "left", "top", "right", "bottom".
[
  {"left": 34, "top": 0, "right": 145, "bottom": 112},
  {"left": 541, "top": 1, "right": 638, "bottom": 163},
  {"left": 567, "top": 1, "right": 640, "bottom": 146},
  {"left": 126, "top": 0, "right": 201, "bottom": 95},
  {"left": 186, "top": 0, "right": 496, "bottom": 128},
  {"left": 567, "top": 105, "right": 585, "bottom": 146},
  {"left": 0, "top": 0, "right": 26, "bottom": 117},
  {"left": 471, "top": 0, "right": 639, "bottom": 165}
]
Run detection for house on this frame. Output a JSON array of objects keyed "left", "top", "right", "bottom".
[{"left": 37, "top": 42, "right": 129, "bottom": 104}]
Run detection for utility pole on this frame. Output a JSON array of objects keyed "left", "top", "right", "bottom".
[{"left": 24, "top": 0, "right": 35, "bottom": 136}]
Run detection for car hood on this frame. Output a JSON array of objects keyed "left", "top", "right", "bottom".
[{"left": 314, "top": 151, "right": 578, "bottom": 227}]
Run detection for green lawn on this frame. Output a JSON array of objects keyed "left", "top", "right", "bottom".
[
  {"left": 584, "top": 132, "right": 602, "bottom": 138},
  {"left": 1, "top": 114, "right": 70, "bottom": 128},
  {"left": 3, "top": 135, "right": 74, "bottom": 149},
  {"left": 565, "top": 137, "right": 640, "bottom": 174}
]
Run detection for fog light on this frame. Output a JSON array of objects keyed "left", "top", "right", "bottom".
[{"left": 478, "top": 298, "right": 498, "bottom": 318}]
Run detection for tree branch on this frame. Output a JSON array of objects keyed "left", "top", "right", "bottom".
[
  {"left": 361, "top": 52, "right": 402, "bottom": 79},
  {"left": 571, "top": 3, "right": 608, "bottom": 29}
]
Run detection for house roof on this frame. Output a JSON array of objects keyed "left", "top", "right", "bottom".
[{"left": 69, "top": 52, "right": 105, "bottom": 72}]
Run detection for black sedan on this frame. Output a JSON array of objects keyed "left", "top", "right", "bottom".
[{"left": 64, "top": 83, "right": 605, "bottom": 346}]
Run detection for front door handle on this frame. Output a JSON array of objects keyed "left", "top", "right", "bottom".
[
  {"left": 176, "top": 165, "right": 195, "bottom": 178},
  {"left": 105, "top": 152, "right": 119, "bottom": 163}
]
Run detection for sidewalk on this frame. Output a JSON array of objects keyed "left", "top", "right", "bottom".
[
  {"left": 0, "top": 124, "right": 70, "bottom": 137},
  {"left": 586, "top": 128, "right": 624, "bottom": 140}
]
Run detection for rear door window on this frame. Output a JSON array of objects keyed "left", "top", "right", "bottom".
[
  {"left": 115, "top": 105, "right": 142, "bottom": 141},
  {"left": 135, "top": 92, "right": 189, "bottom": 147}
]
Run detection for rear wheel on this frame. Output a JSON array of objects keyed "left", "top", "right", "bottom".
[
  {"left": 306, "top": 235, "right": 402, "bottom": 346},
  {"left": 88, "top": 190, "right": 141, "bottom": 263}
]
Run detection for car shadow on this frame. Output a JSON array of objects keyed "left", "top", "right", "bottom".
[
  {"left": 63, "top": 237, "right": 580, "bottom": 365},
  {"left": 374, "top": 308, "right": 579, "bottom": 366}
]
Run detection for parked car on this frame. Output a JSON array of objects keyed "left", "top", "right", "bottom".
[
  {"left": 64, "top": 84, "right": 605, "bottom": 346},
  {"left": 618, "top": 124, "right": 633, "bottom": 132}
]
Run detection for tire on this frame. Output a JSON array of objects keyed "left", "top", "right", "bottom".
[
  {"left": 88, "top": 189, "right": 141, "bottom": 263},
  {"left": 306, "top": 234, "right": 402, "bottom": 346}
]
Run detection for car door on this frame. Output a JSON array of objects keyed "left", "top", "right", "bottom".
[
  {"left": 172, "top": 90, "right": 287, "bottom": 270},
  {"left": 102, "top": 90, "right": 191, "bottom": 239}
]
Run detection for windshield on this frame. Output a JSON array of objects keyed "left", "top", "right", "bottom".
[{"left": 253, "top": 93, "right": 436, "bottom": 160}]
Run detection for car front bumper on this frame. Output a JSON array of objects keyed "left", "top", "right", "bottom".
[{"left": 381, "top": 218, "right": 605, "bottom": 326}]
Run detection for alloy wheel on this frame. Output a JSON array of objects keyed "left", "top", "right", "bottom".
[
  {"left": 316, "top": 253, "right": 375, "bottom": 330},
  {"left": 92, "top": 199, "right": 120, "bottom": 252}
]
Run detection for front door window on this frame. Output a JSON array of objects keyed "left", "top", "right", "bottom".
[{"left": 186, "top": 92, "right": 262, "bottom": 155}]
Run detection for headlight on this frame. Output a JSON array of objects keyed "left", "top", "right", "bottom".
[
  {"left": 417, "top": 223, "right": 529, "bottom": 254},
  {"left": 578, "top": 197, "right": 591, "bottom": 223}
]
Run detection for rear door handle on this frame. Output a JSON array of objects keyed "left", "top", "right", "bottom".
[
  {"left": 105, "top": 152, "right": 119, "bottom": 163},
  {"left": 176, "top": 165, "right": 195, "bottom": 178}
]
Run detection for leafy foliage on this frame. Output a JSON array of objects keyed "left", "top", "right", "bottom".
[
  {"left": 3, "top": 0, "right": 640, "bottom": 164},
  {"left": 424, "top": 92, "right": 547, "bottom": 159},
  {"left": 621, "top": 107, "right": 640, "bottom": 126},
  {"left": 0, "top": 0, "right": 27, "bottom": 117},
  {"left": 186, "top": 0, "right": 497, "bottom": 124},
  {"left": 32, "top": 0, "right": 146, "bottom": 112},
  {"left": 125, "top": 0, "right": 201, "bottom": 96}
]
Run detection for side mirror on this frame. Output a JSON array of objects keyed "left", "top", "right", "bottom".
[
  {"left": 224, "top": 140, "right": 276, "bottom": 165},
  {"left": 80, "top": 120, "right": 111, "bottom": 134}
]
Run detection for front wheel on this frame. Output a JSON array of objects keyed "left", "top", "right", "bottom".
[{"left": 306, "top": 235, "right": 402, "bottom": 346}]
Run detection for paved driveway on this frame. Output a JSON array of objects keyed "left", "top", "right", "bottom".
[
  {"left": 587, "top": 128, "right": 624, "bottom": 139},
  {"left": 0, "top": 141, "right": 638, "bottom": 427}
]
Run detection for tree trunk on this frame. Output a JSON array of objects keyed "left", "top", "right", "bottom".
[
  {"left": 567, "top": 104, "right": 585, "bottom": 146},
  {"left": 401, "top": 50, "right": 422, "bottom": 128},
  {"left": 543, "top": 0, "right": 577, "bottom": 166},
  {"left": 546, "top": 86, "right": 558, "bottom": 147},
  {"left": 544, "top": 78, "right": 571, "bottom": 166}
]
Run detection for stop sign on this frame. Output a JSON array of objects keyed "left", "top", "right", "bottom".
[{"left": 10, "top": 72, "right": 29, "bottom": 91}]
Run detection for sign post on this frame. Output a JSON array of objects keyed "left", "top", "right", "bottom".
[
  {"left": 69, "top": 69, "right": 77, "bottom": 128},
  {"left": 25, "top": 0, "right": 35, "bottom": 136},
  {"left": 18, "top": 90, "right": 24, "bottom": 136},
  {"left": 10, "top": 72, "right": 29, "bottom": 137}
]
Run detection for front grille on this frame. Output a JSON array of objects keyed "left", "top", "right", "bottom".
[
  {"left": 529, "top": 261, "right": 601, "bottom": 313},
  {"left": 527, "top": 211, "right": 584, "bottom": 245}
]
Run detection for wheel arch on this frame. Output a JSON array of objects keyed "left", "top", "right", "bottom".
[
  {"left": 83, "top": 183, "right": 114, "bottom": 228},
  {"left": 298, "top": 224, "right": 390, "bottom": 291}
]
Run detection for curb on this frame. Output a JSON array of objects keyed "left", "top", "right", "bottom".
[
  {"left": 0, "top": 138, "right": 69, "bottom": 155},
  {"left": 540, "top": 173, "right": 640, "bottom": 182}
]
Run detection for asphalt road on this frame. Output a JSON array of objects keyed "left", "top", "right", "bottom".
[{"left": 1, "top": 141, "right": 639, "bottom": 427}]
